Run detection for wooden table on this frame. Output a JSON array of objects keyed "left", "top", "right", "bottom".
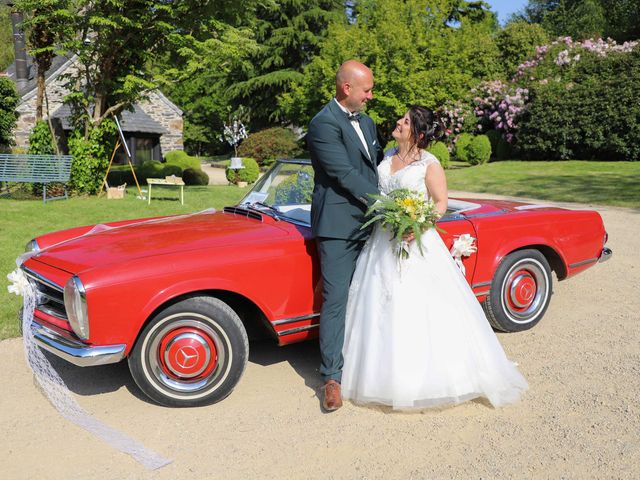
[{"left": 147, "top": 177, "right": 185, "bottom": 205}]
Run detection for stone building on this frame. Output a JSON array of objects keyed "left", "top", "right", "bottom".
[{"left": 4, "top": 53, "right": 184, "bottom": 163}]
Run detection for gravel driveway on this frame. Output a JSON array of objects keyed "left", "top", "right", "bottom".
[{"left": 1, "top": 193, "right": 638, "bottom": 479}]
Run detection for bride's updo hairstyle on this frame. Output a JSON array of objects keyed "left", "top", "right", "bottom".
[{"left": 408, "top": 105, "right": 443, "bottom": 149}]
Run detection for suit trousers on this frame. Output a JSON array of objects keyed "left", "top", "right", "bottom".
[{"left": 317, "top": 237, "right": 366, "bottom": 383}]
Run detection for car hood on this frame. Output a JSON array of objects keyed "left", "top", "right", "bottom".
[{"left": 32, "top": 210, "right": 289, "bottom": 274}]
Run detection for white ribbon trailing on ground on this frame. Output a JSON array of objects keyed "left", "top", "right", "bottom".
[
  {"left": 450, "top": 234, "right": 477, "bottom": 275},
  {"left": 3, "top": 212, "right": 230, "bottom": 470}
]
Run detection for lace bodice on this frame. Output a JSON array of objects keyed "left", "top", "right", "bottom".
[{"left": 378, "top": 148, "right": 440, "bottom": 199}]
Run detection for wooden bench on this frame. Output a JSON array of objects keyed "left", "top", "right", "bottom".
[{"left": 0, "top": 153, "right": 73, "bottom": 203}]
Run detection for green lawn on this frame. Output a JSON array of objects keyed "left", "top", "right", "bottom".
[
  {"left": 0, "top": 184, "right": 249, "bottom": 340},
  {"left": 1, "top": 160, "right": 638, "bottom": 340},
  {"left": 446, "top": 161, "right": 639, "bottom": 208}
]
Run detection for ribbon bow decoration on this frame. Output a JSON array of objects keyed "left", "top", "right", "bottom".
[
  {"left": 7, "top": 268, "right": 30, "bottom": 296},
  {"left": 450, "top": 233, "right": 477, "bottom": 275}
]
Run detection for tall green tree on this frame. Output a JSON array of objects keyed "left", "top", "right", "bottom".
[
  {"left": 157, "top": 20, "right": 258, "bottom": 154},
  {"left": 496, "top": 21, "right": 549, "bottom": 77},
  {"left": 15, "top": 0, "right": 73, "bottom": 120},
  {"left": 0, "top": 4, "right": 14, "bottom": 71},
  {"left": 279, "top": 0, "right": 502, "bottom": 142},
  {"left": 227, "top": 0, "right": 343, "bottom": 128},
  {"left": 513, "top": 0, "right": 639, "bottom": 42}
]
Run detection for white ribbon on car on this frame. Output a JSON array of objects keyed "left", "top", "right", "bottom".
[
  {"left": 2, "top": 210, "right": 220, "bottom": 470},
  {"left": 450, "top": 234, "right": 477, "bottom": 275}
]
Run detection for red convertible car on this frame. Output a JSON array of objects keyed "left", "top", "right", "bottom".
[{"left": 20, "top": 159, "right": 611, "bottom": 407}]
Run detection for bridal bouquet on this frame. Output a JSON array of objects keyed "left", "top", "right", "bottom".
[{"left": 361, "top": 189, "right": 442, "bottom": 260}]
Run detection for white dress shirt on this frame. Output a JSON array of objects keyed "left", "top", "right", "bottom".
[{"left": 334, "top": 98, "right": 371, "bottom": 159}]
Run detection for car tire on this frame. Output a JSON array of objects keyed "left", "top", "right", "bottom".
[
  {"left": 483, "top": 249, "right": 553, "bottom": 332},
  {"left": 128, "top": 296, "right": 248, "bottom": 407}
]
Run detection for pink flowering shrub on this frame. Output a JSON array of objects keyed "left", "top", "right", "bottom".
[
  {"left": 472, "top": 80, "right": 528, "bottom": 144},
  {"left": 471, "top": 36, "right": 640, "bottom": 160}
]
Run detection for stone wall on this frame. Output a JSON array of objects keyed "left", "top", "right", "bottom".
[
  {"left": 138, "top": 91, "right": 184, "bottom": 155},
  {"left": 14, "top": 60, "right": 71, "bottom": 150}
]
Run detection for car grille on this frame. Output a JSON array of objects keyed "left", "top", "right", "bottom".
[{"left": 22, "top": 267, "right": 68, "bottom": 320}]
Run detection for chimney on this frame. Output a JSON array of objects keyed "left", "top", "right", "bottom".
[{"left": 9, "top": 7, "right": 28, "bottom": 90}]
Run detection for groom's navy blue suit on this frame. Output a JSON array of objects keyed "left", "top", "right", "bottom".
[{"left": 307, "top": 99, "right": 383, "bottom": 383}]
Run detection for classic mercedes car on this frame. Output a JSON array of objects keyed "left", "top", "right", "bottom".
[{"left": 20, "top": 159, "right": 611, "bottom": 407}]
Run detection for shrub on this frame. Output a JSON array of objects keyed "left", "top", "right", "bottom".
[
  {"left": 28, "top": 120, "right": 55, "bottom": 155},
  {"left": 454, "top": 133, "right": 473, "bottom": 161},
  {"left": 466, "top": 135, "right": 492, "bottom": 165},
  {"left": 136, "top": 160, "right": 165, "bottom": 183},
  {"left": 161, "top": 164, "right": 183, "bottom": 177},
  {"left": 426, "top": 141, "right": 450, "bottom": 169},
  {"left": 182, "top": 168, "right": 209, "bottom": 186},
  {"left": 496, "top": 136, "right": 512, "bottom": 160},
  {"left": 237, "top": 127, "right": 302, "bottom": 166},
  {"left": 0, "top": 77, "right": 19, "bottom": 149},
  {"left": 485, "top": 130, "right": 501, "bottom": 157},
  {"left": 164, "top": 150, "right": 200, "bottom": 170},
  {"left": 28, "top": 121, "right": 57, "bottom": 197},
  {"left": 107, "top": 167, "right": 135, "bottom": 186},
  {"left": 226, "top": 157, "right": 260, "bottom": 184},
  {"left": 516, "top": 48, "right": 640, "bottom": 161},
  {"left": 68, "top": 120, "right": 117, "bottom": 194}
]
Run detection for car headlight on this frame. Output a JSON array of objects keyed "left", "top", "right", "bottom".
[
  {"left": 25, "top": 239, "right": 40, "bottom": 253},
  {"left": 64, "top": 276, "right": 89, "bottom": 340}
]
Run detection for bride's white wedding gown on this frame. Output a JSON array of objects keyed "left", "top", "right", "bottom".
[{"left": 341, "top": 150, "right": 528, "bottom": 409}]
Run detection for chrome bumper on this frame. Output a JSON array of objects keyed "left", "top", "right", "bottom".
[
  {"left": 598, "top": 247, "right": 612, "bottom": 263},
  {"left": 31, "top": 319, "right": 126, "bottom": 367}
]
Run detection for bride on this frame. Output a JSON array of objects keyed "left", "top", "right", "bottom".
[{"left": 341, "top": 105, "right": 528, "bottom": 409}]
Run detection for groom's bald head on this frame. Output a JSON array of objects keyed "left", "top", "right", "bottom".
[{"left": 335, "top": 60, "right": 374, "bottom": 112}]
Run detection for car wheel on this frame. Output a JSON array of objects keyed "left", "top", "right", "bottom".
[
  {"left": 483, "top": 249, "right": 553, "bottom": 332},
  {"left": 129, "top": 296, "right": 248, "bottom": 407}
]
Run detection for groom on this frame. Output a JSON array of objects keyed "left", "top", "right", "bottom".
[{"left": 307, "top": 60, "right": 383, "bottom": 411}]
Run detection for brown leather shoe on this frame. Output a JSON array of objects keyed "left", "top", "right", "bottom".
[{"left": 322, "top": 380, "right": 343, "bottom": 411}]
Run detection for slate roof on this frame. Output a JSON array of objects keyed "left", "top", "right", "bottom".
[
  {"left": 51, "top": 103, "right": 168, "bottom": 134},
  {"left": 5, "top": 54, "right": 73, "bottom": 97}
]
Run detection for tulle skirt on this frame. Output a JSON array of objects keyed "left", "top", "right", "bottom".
[{"left": 341, "top": 227, "right": 528, "bottom": 410}]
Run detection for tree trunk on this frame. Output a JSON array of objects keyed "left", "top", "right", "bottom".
[{"left": 35, "top": 71, "right": 45, "bottom": 121}]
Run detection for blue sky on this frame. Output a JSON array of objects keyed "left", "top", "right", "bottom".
[{"left": 484, "top": 0, "right": 529, "bottom": 25}]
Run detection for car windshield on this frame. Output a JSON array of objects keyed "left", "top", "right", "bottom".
[
  {"left": 238, "top": 160, "right": 314, "bottom": 225},
  {"left": 238, "top": 159, "right": 480, "bottom": 225}
]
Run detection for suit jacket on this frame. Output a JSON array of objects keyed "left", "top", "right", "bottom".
[{"left": 307, "top": 99, "right": 384, "bottom": 240}]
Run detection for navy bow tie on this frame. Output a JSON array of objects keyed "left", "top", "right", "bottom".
[{"left": 347, "top": 112, "right": 361, "bottom": 122}]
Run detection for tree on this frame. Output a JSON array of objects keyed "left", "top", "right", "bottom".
[
  {"left": 227, "top": 0, "right": 343, "bottom": 127},
  {"left": 279, "top": 0, "right": 502, "bottom": 142},
  {"left": 157, "top": 20, "right": 258, "bottom": 154},
  {"left": 0, "top": 76, "right": 19, "bottom": 150},
  {"left": 512, "top": 0, "right": 639, "bottom": 43},
  {"left": 0, "top": 4, "right": 14, "bottom": 71},
  {"left": 15, "top": 0, "right": 73, "bottom": 120},
  {"left": 496, "top": 21, "right": 549, "bottom": 77}
]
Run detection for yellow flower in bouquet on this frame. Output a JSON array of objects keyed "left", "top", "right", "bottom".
[{"left": 361, "top": 188, "right": 443, "bottom": 259}]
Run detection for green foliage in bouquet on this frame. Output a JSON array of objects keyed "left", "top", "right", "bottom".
[{"left": 361, "top": 188, "right": 443, "bottom": 259}]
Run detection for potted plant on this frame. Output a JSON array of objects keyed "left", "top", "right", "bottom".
[{"left": 220, "top": 112, "right": 249, "bottom": 185}]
